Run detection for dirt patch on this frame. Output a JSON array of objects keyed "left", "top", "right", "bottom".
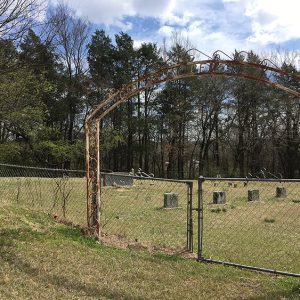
[
  {"left": 51, "top": 214, "right": 196, "bottom": 259},
  {"left": 100, "top": 232, "right": 196, "bottom": 259}
]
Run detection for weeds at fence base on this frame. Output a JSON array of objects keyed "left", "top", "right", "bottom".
[
  {"left": 51, "top": 213, "right": 196, "bottom": 259},
  {"left": 264, "top": 218, "right": 276, "bottom": 224},
  {"left": 210, "top": 207, "right": 227, "bottom": 213},
  {"left": 100, "top": 233, "right": 197, "bottom": 259}
]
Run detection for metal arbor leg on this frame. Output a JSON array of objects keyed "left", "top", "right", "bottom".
[{"left": 198, "top": 176, "right": 204, "bottom": 260}]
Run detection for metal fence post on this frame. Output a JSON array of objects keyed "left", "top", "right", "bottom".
[
  {"left": 198, "top": 176, "right": 204, "bottom": 261},
  {"left": 187, "top": 181, "right": 193, "bottom": 252}
]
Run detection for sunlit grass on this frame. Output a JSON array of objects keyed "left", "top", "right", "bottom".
[
  {"left": 0, "top": 205, "right": 299, "bottom": 300},
  {"left": 0, "top": 177, "right": 299, "bottom": 274}
]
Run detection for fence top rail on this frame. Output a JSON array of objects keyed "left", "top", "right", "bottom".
[
  {"left": 0, "top": 163, "right": 85, "bottom": 174},
  {"left": 0, "top": 164, "right": 193, "bottom": 184},
  {"left": 203, "top": 177, "right": 300, "bottom": 183},
  {"left": 101, "top": 172, "right": 193, "bottom": 184}
]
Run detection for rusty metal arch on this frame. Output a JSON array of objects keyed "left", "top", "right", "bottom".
[{"left": 85, "top": 54, "right": 300, "bottom": 236}]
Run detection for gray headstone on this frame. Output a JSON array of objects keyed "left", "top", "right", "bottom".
[
  {"left": 164, "top": 193, "right": 179, "bottom": 208},
  {"left": 276, "top": 187, "right": 286, "bottom": 198},
  {"left": 102, "top": 173, "right": 133, "bottom": 187},
  {"left": 213, "top": 191, "right": 226, "bottom": 204},
  {"left": 248, "top": 190, "right": 259, "bottom": 201}
]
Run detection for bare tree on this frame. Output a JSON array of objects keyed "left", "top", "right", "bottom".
[
  {"left": 47, "top": 2, "right": 90, "bottom": 144},
  {"left": 0, "top": 0, "right": 46, "bottom": 40},
  {"left": 48, "top": 2, "right": 90, "bottom": 78}
]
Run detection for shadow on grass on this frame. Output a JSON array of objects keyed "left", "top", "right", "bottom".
[
  {"left": 244, "top": 283, "right": 300, "bottom": 300},
  {"left": 1, "top": 210, "right": 299, "bottom": 300},
  {"left": 0, "top": 226, "right": 142, "bottom": 299}
]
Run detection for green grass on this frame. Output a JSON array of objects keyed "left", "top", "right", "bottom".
[
  {"left": 0, "top": 177, "right": 87, "bottom": 226},
  {"left": 0, "top": 177, "right": 299, "bottom": 275},
  {"left": 200, "top": 181, "right": 300, "bottom": 274},
  {"left": 210, "top": 207, "right": 227, "bottom": 213},
  {"left": 0, "top": 205, "right": 299, "bottom": 300},
  {"left": 264, "top": 218, "right": 276, "bottom": 223}
]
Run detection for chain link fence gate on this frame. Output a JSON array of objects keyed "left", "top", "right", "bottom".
[
  {"left": 100, "top": 173, "right": 194, "bottom": 252},
  {"left": 197, "top": 177, "right": 300, "bottom": 277}
]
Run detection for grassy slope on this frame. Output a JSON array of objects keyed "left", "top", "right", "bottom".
[
  {"left": 1, "top": 177, "right": 299, "bottom": 273},
  {"left": 0, "top": 205, "right": 299, "bottom": 300}
]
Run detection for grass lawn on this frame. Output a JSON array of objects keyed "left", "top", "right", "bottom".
[
  {"left": 0, "top": 205, "right": 299, "bottom": 300},
  {"left": 200, "top": 180, "right": 300, "bottom": 274},
  {"left": 0, "top": 176, "right": 299, "bottom": 274}
]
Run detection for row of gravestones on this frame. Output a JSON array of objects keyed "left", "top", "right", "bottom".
[
  {"left": 162, "top": 186, "right": 287, "bottom": 208},
  {"left": 213, "top": 186, "right": 287, "bottom": 204}
]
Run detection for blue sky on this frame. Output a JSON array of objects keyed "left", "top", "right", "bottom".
[{"left": 49, "top": 0, "right": 300, "bottom": 57}]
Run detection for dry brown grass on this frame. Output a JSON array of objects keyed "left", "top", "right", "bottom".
[{"left": 0, "top": 205, "right": 299, "bottom": 299}]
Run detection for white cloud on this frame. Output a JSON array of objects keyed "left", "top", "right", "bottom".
[
  {"left": 155, "top": 0, "right": 300, "bottom": 53},
  {"left": 156, "top": 1, "right": 248, "bottom": 54},
  {"left": 133, "top": 39, "right": 153, "bottom": 49},
  {"left": 50, "top": 0, "right": 171, "bottom": 25},
  {"left": 48, "top": 0, "right": 300, "bottom": 54},
  {"left": 160, "top": 9, "right": 194, "bottom": 27},
  {"left": 115, "top": 20, "right": 133, "bottom": 31},
  {"left": 158, "top": 25, "right": 174, "bottom": 37},
  {"left": 245, "top": 0, "right": 300, "bottom": 45},
  {"left": 157, "top": 20, "right": 245, "bottom": 55}
]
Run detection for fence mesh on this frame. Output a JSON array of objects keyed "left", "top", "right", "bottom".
[
  {"left": 0, "top": 164, "right": 193, "bottom": 253},
  {"left": 100, "top": 174, "right": 193, "bottom": 252},
  {"left": 199, "top": 178, "right": 300, "bottom": 275},
  {"left": 2, "top": 163, "right": 299, "bottom": 275},
  {"left": 0, "top": 164, "right": 86, "bottom": 226}
]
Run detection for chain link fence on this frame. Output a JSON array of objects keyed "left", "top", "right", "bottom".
[
  {"left": 197, "top": 177, "right": 300, "bottom": 276},
  {"left": 100, "top": 173, "right": 193, "bottom": 252},
  {"left": 0, "top": 164, "right": 86, "bottom": 226},
  {"left": 0, "top": 164, "right": 194, "bottom": 253},
  {"left": 1, "top": 163, "right": 299, "bottom": 276}
]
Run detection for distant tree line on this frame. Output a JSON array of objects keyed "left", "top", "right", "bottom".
[{"left": 0, "top": 1, "right": 299, "bottom": 178}]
